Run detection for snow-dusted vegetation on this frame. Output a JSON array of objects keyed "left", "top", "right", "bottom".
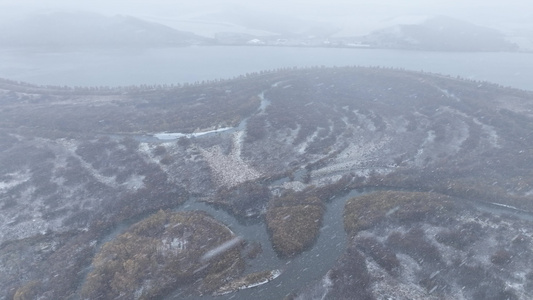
[{"left": 1, "top": 67, "right": 533, "bottom": 299}]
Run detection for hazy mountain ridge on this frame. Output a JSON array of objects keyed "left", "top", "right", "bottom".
[
  {"left": 362, "top": 15, "right": 518, "bottom": 51},
  {"left": 0, "top": 11, "right": 528, "bottom": 51},
  {"left": 207, "top": 14, "right": 524, "bottom": 50},
  {"left": 0, "top": 12, "right": 212, "bottom": 47},
  {"left": 1, "top": 67, "right": 533, "bottom": 299}
]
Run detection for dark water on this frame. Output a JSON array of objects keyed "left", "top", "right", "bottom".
[
  {"left": 1, "top": 46, "right": 532, "bottom": 91},
  {"left": 165, "top": 189, "right": 360, "bottom": 300}
]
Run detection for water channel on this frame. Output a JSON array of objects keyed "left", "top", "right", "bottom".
[{"left": 166, "top": 189, "right": 361, "bottom": 300}]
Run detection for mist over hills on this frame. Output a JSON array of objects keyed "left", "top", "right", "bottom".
[
  {"left": 0, "top": 11, "right": 527, "bottom": 51},
  {"left": 362, "top": 15, "right": 518, "bottom": 51},
  {"left": 0, "top": 12, "right": 211, "bottom": 48}
]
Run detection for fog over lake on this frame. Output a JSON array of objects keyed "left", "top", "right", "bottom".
[{"left": 1, "top": 46, "right": 532, "bottom": 90}]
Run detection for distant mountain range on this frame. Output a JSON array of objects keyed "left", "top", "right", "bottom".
[
  {"left": 361, "top": 15, "right": 518, "bottom": 51},
  {"left": 0, "top": 12, "right": 212, "bottom": 47},
  {"left": 0, "top": 12, "right": 526, "bottom": 51}
]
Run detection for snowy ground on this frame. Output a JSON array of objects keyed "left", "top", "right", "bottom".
[{"left": 200, "top": 131, "right": 261, "bottom": 187}]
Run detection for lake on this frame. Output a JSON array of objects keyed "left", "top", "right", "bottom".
[{"left": 1, "top": 46, "right": 532, "bottom": 91}]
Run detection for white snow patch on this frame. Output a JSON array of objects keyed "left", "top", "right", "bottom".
[
  {"left": 312, "top": 138, "right": 392, "bottom": 179},
  {"left": 279, "top": 123, "right": 300, "bottom": 145},
  {"left": 169, "top": 238, "right": 187, "bottom": 250},
  {"left": 472, "top": 118, "right": 501, "bottom": 148},
  {"left": 154, "top": 127, "right": 232, "bottom": 140},
  {"left": 271, "top": 81, "right": 287, "bottom": 88},
  {"left": 158, "top": 237, "right": 188, "bottom": 255},
  {"left": 488, "top": 202, "right": 525, "bottom": 212},
  {"left": 413, "top": 130, "right": 436, "bottom": 166},
  {"left": 238, "top": 269, "right": 282, "bottom": 290},
  {"left": 257, "top": 91, "right": 271, "bottom": 114},
  {"left": 138, "top": 142, "right": 151, "bottom": 155},
  {"left": 296, "top": 128, "right": 321, "bottom": 154},
  {"left": 436, "top": 87, "right": 461, "bottom": 102},
  {"left": 0, "top": 170, "right": 30, "bottom": 191},
  {"left": 353, "top": 110, "right": 377, "bottom": 131},
  {"left": 56, "top": 139, "right": 120, "bottom": 188},
  {"left": 122, "top": 174, "right": 145, "bottom": 190},
  {"left": 280, "top": 181, "right": 307, "bottom": 192},
  {"left": 200, "top": 131, "right": 261, "bottom": 187}
]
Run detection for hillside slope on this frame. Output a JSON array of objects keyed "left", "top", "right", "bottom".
[{"left": 1, "top": 67, "right": 533, "bottom": 299}]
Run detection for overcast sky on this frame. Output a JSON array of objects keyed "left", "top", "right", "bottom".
[{"left": 1, "top": 0, "right": 531, "bottom": 35}]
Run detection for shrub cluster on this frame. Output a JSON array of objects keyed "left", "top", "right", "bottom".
[{"left": 266, "top": 192, "right": 324, "bottom": 257}]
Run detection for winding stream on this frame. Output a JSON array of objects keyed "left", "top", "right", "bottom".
[{"left": 166, "top": 189, "right": 361, "bottom": 299}]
